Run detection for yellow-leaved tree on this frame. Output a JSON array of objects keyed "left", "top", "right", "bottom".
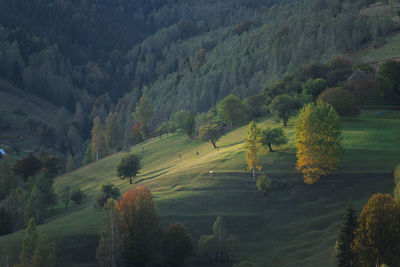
[
  {"left": 244, "top": 121, "right": 262, "bottom": 181},
  {"left": 295, "top": 101, "right": 341, "bottom": 184}
]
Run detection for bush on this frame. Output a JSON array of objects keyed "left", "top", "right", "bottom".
[
  {"left": 317, "top": 87, "right": 359, "bottom": 116},
  {"left": 256, "top": 175, "right": 271, "bottom": 196},
  {"left": 93, "top": 192, "right": 108, "bottom": 209},
  {"left": 93, "top": 183, "right": 120, "bottom": 208},
  {"left": 70, "top": 187, "right": 85, "bottom": 205}
]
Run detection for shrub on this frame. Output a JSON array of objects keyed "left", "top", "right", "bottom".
[
  {"left": 317, "top": 87, "right": 359, "bottom": 116},
  {"left": 70, "top": 187, "right": 85, "bottom": 205},
  {"left": 256, "top": 175, "right": 272, "bottom": 196}
]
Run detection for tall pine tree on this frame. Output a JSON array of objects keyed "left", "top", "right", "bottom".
[{"left": 336, "top": 202, "right": 357, "bottom": 267}]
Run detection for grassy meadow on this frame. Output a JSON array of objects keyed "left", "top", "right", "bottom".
[{"left": 0, "top": 109, "right": 399, "bottom": 266}]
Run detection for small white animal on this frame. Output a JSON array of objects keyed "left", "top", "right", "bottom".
[{"left": 209, "top": 170, "right": 214, "bottom": 176}]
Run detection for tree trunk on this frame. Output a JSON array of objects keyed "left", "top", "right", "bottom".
[
  {"left": 129, "top": 177, "right": 132, "bottom": 184},
  {"left": 252, "top": 167, "right": 255, "bottom": 181},
  {"left": 110, "top": 208, "right": 116, "bottom": 267},
  {"left": 268, "top": 144, "right": 274, "bottom": 152},
  {"left": 212, "top": 140, "right": 217, "bottom": 149}
]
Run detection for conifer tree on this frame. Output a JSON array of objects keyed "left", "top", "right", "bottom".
[{"left": 336, "top": 202, "right": 357, "bottom": 267}]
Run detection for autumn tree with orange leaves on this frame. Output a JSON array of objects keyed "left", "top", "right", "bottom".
[
  {"left": 352, "top": 193, "right": 400, "bottom": 266},
  {"left": 116, "top": 186, "right": 162, "bottom": 266},
  {"left": 295, "top": 102, "right": 341, "bottom": 184}
]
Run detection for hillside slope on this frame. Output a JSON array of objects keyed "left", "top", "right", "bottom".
[{"left": 0, "top": 110, "right": 399, "bottom": 266}]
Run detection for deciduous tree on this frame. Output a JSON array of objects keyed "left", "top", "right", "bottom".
[
  {"left": 92, "top": 117, "right": 108, "bottom": 161},
  {"left": 352, "top": 193, "right": 400, "bottom": 266},
  {"left": 295, "top": 102, "right": 342, "bottom": 184},
  {"left": 259, "top": 127, "right": 287, "bottom": 152},
  {"left": 317, "top": 87, "right": 359, "bottom": 116},
  {"left": 198, "top": 124, "right": 224, "bottom": 149},
  {"left": 217, "top": 95, "right": 247, "bottom": 126},
  {"left": 244, "top": 121, "right": 262, "bottom": 181},
  {"left": 269, "top": 94, "right": 300, "bottom": 126},
  {"left": 105, "top": 112, "right": 121, "bottom": 153},
  {"left": 163, "top": 223, "right": 193, "bottom": 267},
  {"left": 116, "top": 186, "right": 162, "bottom": 266},
  {"left": 117, "top": 154, "right": 141, "bottom": 184}
]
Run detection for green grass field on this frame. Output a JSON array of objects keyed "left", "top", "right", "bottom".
[
  {"left": 0, "top": 110, "right": 399, "bottom": 266},
  {"left": 0, "top": 78, "right": 71, "bottom": 160}
]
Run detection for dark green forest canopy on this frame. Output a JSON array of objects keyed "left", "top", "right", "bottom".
[{"left": 0, "top": 0, "right": 390, "bottom": 117}]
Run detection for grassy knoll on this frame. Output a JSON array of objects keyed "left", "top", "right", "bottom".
[{"left": 0, "top": 110, "right": 399, "bottom": 266}]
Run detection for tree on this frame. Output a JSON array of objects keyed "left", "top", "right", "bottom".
[
  {"left": 259, "top": 127, "right": 287, "bottom": 152},
  {"left": 243, "top": 121, "right": 262, "bottom": 181},
  {"left": 15, "top": 218, "right": 56, "bottom": 267},
  {"left": 302, "top": 78, "right": 328, "bottom": 99},
  {"left": 41, "top": 155, "right": 62, "bottom": 178},
  {"left": 352, "top": 193, "right": 400, "bottom": 266},
  {"left": 246, "top": 94, "right": 266, "bottom": 119},
  {"left": 83, "top": 143, "right": 94, "bottom": 165},
  {"left": 92, "top": 116, "right": 108, "bottom": 161},
  {"left": 198, "top": 124, "right": 224, "bottom": 149},
  {"left": 198, "top": 216, "right": 240, "bottom": 264},
  {"left": 217, "top": 95, "right": 247, "bottom": 126},
  {"left": 394, "top": 165, "right": 400, "bottom": 203},
  {"left": 269, "top": 94, "right": 300, "bottom": 126},
  {"left": 116, "top": 186, "right": 162, "bottom": 266},
  {"left": 25, "top": 172, "right": 56, "bottom": 224},
  {"left": 65, "top": 154, "right": 75, "bottom": 172},
  {"left": 134, "top": 94, "right": 154, "bottom": 126},
  {"left": 336, "top": 202, "right": 358, "bottom": 267},
  {"left": 295, "top": 102, "right": 342, "bottom": 184},
  {"left": 128, "top": 121, "right": 144, "bottom": 146},
  {"left": 256, "top": 175, "right": 272, "bottom": 196},
  {"left": 348, "top": 79, "right": 379, "bottom": 108},
  {"left": 0, "top": 156, "right": 18, "bottom": 201},
  {"left": 17, "top": 218, "right": 38, "bottom": 266},
  {"left": 13, "top": 153, "right": 42, "bottom": 181},
  {"left": 94, "top": 183, "right": 121, "bottom": 208},
  {"left": 105, "top": 112, "right": 121, "bottom": 153},
  {"left": 182, "top": 111, "right": 196, "bottom": 138},
  {"left": 163, "top": 223, "right": 193, "bottom": 267},
  {"left": 378, "top": 60, "right": 400, "bottom": 96},
  {"left": 96, "top": 199, "right": 123, "bottom": 267},
  {"left": 117, "top": 154, "right": 141, "bottom": 184},
  {"left": 0, "top": 207, "right": 11, "bottom": 236},
  {"left": 70, "top": 187, "right": 85, "bottom": 205},
  {"left": 58, "top": 184, "right": 72, "bottom": 210},
  {"left": 317, "top": 87, "right": 359, "bottom": 116}
]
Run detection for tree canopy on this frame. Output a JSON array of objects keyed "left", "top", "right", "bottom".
[
  {"left": 117, "top": 154, "right": 141, "bottom": 184},
  {"left": 295, "top": 102, "right": 342, "bottom": 184}
]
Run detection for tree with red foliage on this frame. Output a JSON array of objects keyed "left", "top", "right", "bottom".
[{"left": 116, "top": 186, "right": 162, "bottom": 266}]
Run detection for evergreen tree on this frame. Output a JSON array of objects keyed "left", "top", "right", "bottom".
[{"left": 336, "top": 202, "right": 358, "bottom": 267}]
